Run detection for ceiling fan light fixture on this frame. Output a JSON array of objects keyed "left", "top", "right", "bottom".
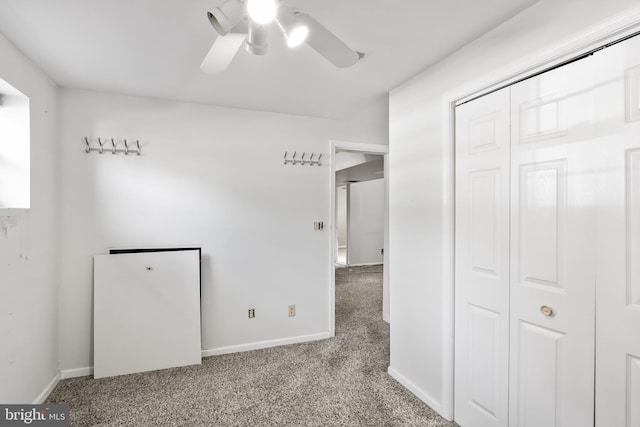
[
  {"left": 247, "top": 0, "right": 277, "bottom": 25},
  {"left": 208, "top": 0, "right": 245, "bottom": 36},
  {"left": 285, "top": 24, "right": 308, "bottom": 48},
  {"left": 276, "top": 7, "right": 309, "bottom": 48}
]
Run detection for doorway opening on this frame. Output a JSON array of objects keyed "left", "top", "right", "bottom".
[
  {"left": 334, "top": 152, "right": 385, "bottom": 268},
  {"left": 329, "top": 141, "right": 389, "bottom": 336}
]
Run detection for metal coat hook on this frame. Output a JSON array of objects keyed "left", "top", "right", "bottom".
[
  {"left": 82, "top": 137, "right": 146, "bottom": 156},
  {"left": 283, "top": 151, "right": 323, "bottom": 166},
  {"left": 303, "top": 152, "right": 313, "bottom": 165},
  {"left": 284, "top": 151, "right": 295, "bottom": 165}
]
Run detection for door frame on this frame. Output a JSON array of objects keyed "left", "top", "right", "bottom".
[
  {"left": 329, "top": 140, "right": 389, "bottom": 337},
  {"left": 335, "top": 183, "right": 350, "bottom": 266},
  {"left": 441, "top": 7, "right": 640, "bottom": 421}
]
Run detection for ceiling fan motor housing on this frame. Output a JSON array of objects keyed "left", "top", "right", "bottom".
[{"left": 245, "top": 21, "right": 269, "bottom": 55}]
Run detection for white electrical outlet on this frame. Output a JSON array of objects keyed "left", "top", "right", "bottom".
[
  {"left": 248, "top": 308, "right": 255, "bottom": 318},
  {"left": 288, "top": 305, "right": 296, "bottom": 317}
]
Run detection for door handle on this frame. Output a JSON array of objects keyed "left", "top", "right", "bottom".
[{"left": 540, "top": 305, "right": 554, "bottom": 317}]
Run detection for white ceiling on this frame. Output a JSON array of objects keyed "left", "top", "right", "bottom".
[
  {"left": 336, "top": 157, "right": 384, "bottom": 186},
  {"left": 335, "top": 152, "right": 384, "bottom": 185},
  {"left": 335, "top": 152, "right": 380, "bottom": 171},
  {"left": 0, "top": 0, "right": 539, "bottom": 125}
]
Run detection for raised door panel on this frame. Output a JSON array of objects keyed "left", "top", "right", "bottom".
[
  {"left": 519, "top": 94, "right": 567, "bottom": 143},
  {"left": 628, "top": 150, "right": 640, "bottom": 310},
  {"left": 468, "top": 111, "right": 503, "bottom": 153},
  {"left": 518, "top": 161, "right": 566, "bottom": 290},
  {"left": 469, "top": 170, "right": 501, "bottom": 277},
  {"left": 628, "top": 356, "right": 640, "bottom": 427},
  {"left": 626, "top": 65, "right": 640, "bottom": 122},
  {"left": 468, "top": 305, "right": 501, "bottom": 419},
  {"left": 455, "top": 87, "right": 510, "bottom": 427},
  {"left": 516, "top": 321, "right": 565, "bottom": 427},
  {"left": 594, "top": 34, "right": 640, "bottom": 427}
]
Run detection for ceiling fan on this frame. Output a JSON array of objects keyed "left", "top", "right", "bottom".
[{"left": 201, "top": 0, "right": 364, "bottom": 73}]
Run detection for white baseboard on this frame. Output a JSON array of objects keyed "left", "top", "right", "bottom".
[
  {"left": 33, "top": 373, "right": 60, "bottom": 404},
  {"left": 202, "top": 332, "right": 332, "bottom": 357},
  {"left": 344, "top": 262, "right": 383, "bottom": 267},
  {"left": 57, "top": 333, "right": 331, "bottom": 380},
  {"left": 388, "top": 366, "right": 448, "bottom": 420},
  {"left": 60, "top": 366, "right": 93, "bottom": 379}
]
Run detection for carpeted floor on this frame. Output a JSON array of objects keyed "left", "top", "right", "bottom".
[{"left": 47, "top": 265, "right": 457, "bottom": 426}]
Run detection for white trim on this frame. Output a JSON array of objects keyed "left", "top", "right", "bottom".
[
  {"left": 329, "top": 140, "right": 389, "bottom": 337},
  {"left": 440, "top": 100, "right": 456, "bottom": 421},
  {"left": 440, "top": 5, "right": 640, "bottom": 421},
  {"left": 32, "top": 373, "right": 60, "bottom": 404},
  {"left": 60, "top": 366, "right": 93, "bottom": 379},
  {"left": 388, "top": 366, "right": 443, "bottom": 416},
  {"left": 346, "top": 183, "right": 351, "bottom": 266},
  {"left": 201, "top": 332, "right": 332, "bottom": 357},
  {"left": 382, "top": 154, "right": 390, "bottom": 324},
  {"left": 58, "top": 335, "right": 331, "bottom": 380}
]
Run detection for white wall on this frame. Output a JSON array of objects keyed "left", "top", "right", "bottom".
[
  {"left": 336, "top": 186, "right": 348, "bottom": 247},
  {"left": 57, "top": 89, "right": 386, "bottom": 373},
  {"left": 388, "top": 0, "right": 640, "bottom": 418},
  {"left": 348, "top": 179, "right": 384, "bottom": 265},
  {"left": 0, "top": 34, "right": 58, "bottom": 403}
]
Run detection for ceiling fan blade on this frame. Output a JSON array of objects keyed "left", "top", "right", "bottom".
[
  {"left": 295, "top": 12, "right": 362, "bottom": 68},
  {"left": 200, "top": 33, "right": 246, "bottom": 74}
]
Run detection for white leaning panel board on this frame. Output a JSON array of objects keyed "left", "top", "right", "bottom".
[{"left": 94, "top": 250, "right": 201, "bottom": 378}]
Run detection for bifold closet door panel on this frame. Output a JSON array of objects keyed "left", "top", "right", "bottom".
[
  {"left": 454, "top": 87, "right": 511, "bottom": 427},
  {"left": 594, "top": 34, "right": 640, "bottom": 427},
  {"left": 509, "top": 56, "right": 596, "bottom": 427},
  {"left": 94, "top": 250, "right": 202, "bottom": 379}
]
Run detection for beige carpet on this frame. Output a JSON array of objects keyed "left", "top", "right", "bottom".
[{"left": 47, "top": 265, "right": 457, "bottom": 426}]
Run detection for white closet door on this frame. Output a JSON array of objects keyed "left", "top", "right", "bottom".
[
  {"left": 594, "top": 35, "right": 640, "bottom": 427},
  {"left": 509, "top": 57, "right": 596, "bottom": 427},
  {"left": 455, "top": 87, "right": 511, "bottom": 427}
]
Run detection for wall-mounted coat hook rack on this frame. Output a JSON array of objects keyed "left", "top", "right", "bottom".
[
  {"left": 83, "top": 137, "right": 145, "bottom": 156},
  {"left": 283, "top": 151, "right": 322, "bottom": 166}
]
